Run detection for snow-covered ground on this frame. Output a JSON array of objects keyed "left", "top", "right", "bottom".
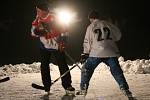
[{"left": 0, "top": 57, "right": 150, "bottom": 100}]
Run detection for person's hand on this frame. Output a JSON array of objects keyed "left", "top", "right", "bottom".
[
  {"left": 34, "top": 28, "right": 47, "bottom": 36},
  {"left": 80, "top": 53, "right": 89, "bottom": 64},
  {"left": 58, "top": 42, "right": 65, "bottom": 52}
]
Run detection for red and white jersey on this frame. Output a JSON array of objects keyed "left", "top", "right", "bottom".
[
  {"left": 31, "top": 13, "right": 67, "bottom": 50},
  {"left": 83, "top": 19, "right": 121, "bottom": 57}
]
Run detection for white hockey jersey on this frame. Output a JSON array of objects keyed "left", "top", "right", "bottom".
[{"left": 83, "top": 19, "right": 121, "bottom": 57}]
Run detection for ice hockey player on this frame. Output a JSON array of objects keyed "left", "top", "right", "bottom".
[
  {"left": 76, "top": 10, "right": 133, "bottom": 98},
  {"left": 31, "top": 0, "right": 75, "bottom": 95}
]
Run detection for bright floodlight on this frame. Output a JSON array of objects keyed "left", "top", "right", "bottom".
[{"left": 57, "top": 9, "right": 75, "bottom": 25}]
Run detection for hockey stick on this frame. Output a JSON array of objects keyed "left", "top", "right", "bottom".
[
  {"left": 0, "top": 77, "right": 10, "bottom": 83},
  {"left": 64, "top": 51, "right": 82, "bottom": 70},
  {"left": 32, "top": 63, "right": 80, "bottom": 90},
  {"left": 32, "top": 51, "right": 82, "bottom": 90}
]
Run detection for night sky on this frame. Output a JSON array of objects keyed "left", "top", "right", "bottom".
[{"left": 0, "top": 0, "right": 149, "bottom": 65}]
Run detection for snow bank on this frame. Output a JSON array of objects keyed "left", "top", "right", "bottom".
[
  {"left": 0, "top": 57, "right": 150, "bottom": 77},
  {"left": 118, "top": 56, "right": 150, "bottom": 74}
]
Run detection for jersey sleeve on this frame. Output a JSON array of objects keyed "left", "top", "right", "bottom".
[
  {"left": 32, "top": 16, "right": 39, "bottom": 26},
  {"left": 109, "top": 22, "right": 122, "bottom": 41},
  {"left": 31, "top": 18, "right": 39, "bottom": 37},
  {"left": 83, "top": 25, "right": 92, "bottom": 54}
]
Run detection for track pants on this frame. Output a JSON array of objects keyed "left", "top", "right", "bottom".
[{"left": 40, "top": 49, "right": 72, "bottom": 92}]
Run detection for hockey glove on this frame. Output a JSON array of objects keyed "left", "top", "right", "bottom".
[
  {"left": 33, "top": 22, "right": 52, "bottom": 36},
  {"left": 33, "top": 28, "right": 47, "bottom": 36},
  {"left": 80, "top": 53, "right": 89, "bottom": 64},
  {"left": 58, "top": 42, "right": 65, "bottom": 52}
]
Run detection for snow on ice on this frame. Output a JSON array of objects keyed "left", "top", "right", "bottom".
[
  {"left": 0, "top": 57, "right": 150, "bottom": 77},
  {"left": 0, "top": 57, "right": 150, "bottom": 100}
]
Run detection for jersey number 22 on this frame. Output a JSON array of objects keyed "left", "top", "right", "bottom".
[{"left": 94, "top": 27, "right": 112, "bottom": 41}]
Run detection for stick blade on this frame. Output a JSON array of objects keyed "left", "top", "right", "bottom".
[
  {"left": 0, "top": 77, "right": 10, "bottom": 83},
  {"left": 31, "top": 83, "right": 45, "bottom": 90}
]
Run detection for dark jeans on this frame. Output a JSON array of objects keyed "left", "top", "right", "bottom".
[
  {"left": 80, "top": 57, "right": 129, "bottom": 90},
  {"left": 40, "top": 48, "right": 72, "bottom": 92}
]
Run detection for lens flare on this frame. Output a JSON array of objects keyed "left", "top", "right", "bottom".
[{"left": 55, "top": 9, "right": 76, "bottom": 25}]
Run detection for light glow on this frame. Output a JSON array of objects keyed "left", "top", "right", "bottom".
[{"left": 55, "top": 8, "right": 76, "bottom": 25}]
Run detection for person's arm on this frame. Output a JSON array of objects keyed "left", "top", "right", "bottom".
[
  {"left": 79, "top": 25, "right": 92, "bottom": 63},
  {"left": 83, "top": 25, "right": 92, "bottom": 54},
  {"left": 31, "top": 26, "right": 39, "bottom": 38},
  {"left": 55, "top": 21, "right": 69, "bottom": 51},
  {"left": 109, "top": 22, "right": 122, "bottom": 41},
  {"left": 31, "top": 17, "right": 40, "bottom": 38}
]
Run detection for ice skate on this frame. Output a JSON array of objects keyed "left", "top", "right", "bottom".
[
  {"left": 44, "top": 91, "right": 50, "bottom": 95},
  {"left": 65, "top": 86, "right": 75, "bottom": 95},
  {"left": 76, "top": 89, "right": 87, "bottom": 96}
]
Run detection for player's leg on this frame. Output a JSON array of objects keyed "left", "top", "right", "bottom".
[
  {"left": 105, "top": 57, "right": 132, "bottom": 97},
  {"left": 77, "top": 57, "right": 100, "bottom": 95},
  {"left": 55, "top": 51, "right": 75, "bottom": 94},
  {"left": 40, "top": 49, "right": 52, "bottom": 93}
]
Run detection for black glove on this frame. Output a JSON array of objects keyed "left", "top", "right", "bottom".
[
  {"left": 34, "top": 22, "right": 52, "bottom": 36},
  {"left": 58, "top": 42, "right": 65, "bottom": 52},
  {"left": 80, "top": 53, "right": 89, "bottom": 64},
  {"left": 34, "top": 28, "right": 47, "bottom": 36}
]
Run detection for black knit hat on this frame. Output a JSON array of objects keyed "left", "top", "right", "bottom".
[
  {"left": 35, "top": 0, "right": 49, "bottom": 11},
  {"left": 88, "top": 10, "right": 99, "bottom": 19}
]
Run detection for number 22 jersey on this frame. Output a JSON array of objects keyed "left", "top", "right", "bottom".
[{"left": 83, "top": 19, "right": 122, "bottom": 57}]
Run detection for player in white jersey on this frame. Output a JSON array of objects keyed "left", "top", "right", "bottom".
[{"left": 76, "top": 10, "right": 133, "bottom": 98}]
